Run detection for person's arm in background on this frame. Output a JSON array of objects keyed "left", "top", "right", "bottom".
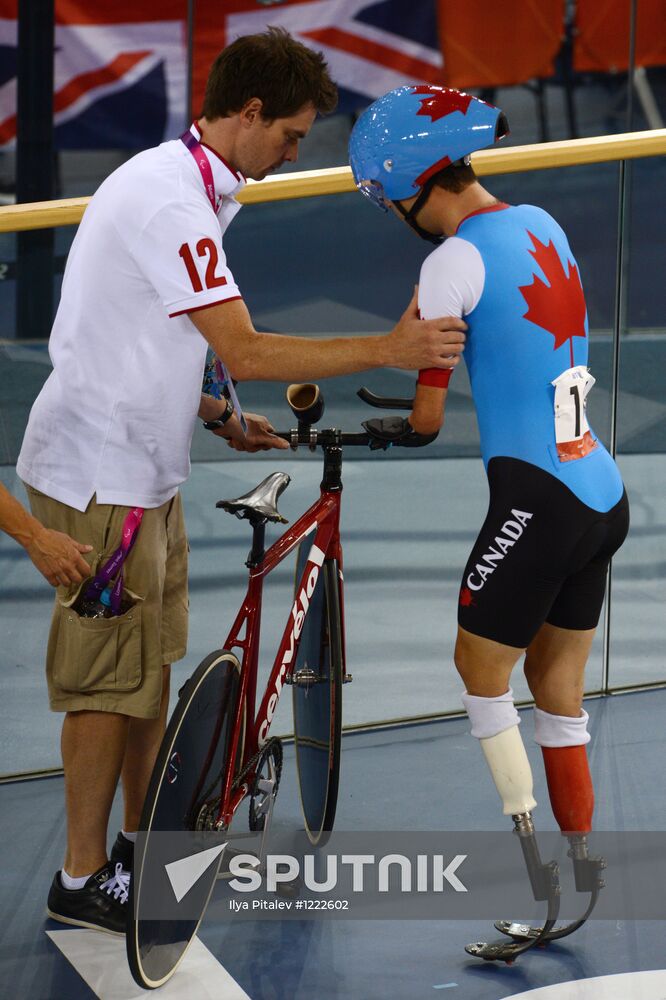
[{"left": 0, "top": 482, "right": 92, "bottom": 587}]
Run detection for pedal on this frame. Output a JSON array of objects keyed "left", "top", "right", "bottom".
[
  {"left": 217, "top": 846, "right": 261, "bottom": 881},
  {"left": 287, "top": 667, "right": 321, "bottom": 688}
]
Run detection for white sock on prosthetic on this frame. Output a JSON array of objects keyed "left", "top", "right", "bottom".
[
  {"left": 462, "top": 688, "right": 537, "bottom": 816},
  {"left": 534, "top": 707, "right": 593, "bottom": 833},
  {"left": 533, "top": 707, "right": 591, "bottom": 747}
]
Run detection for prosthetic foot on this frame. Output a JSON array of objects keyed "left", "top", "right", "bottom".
[
  {"left": 466, "top": 811, "right": 561, "bottom": 963},
  {"left": 495, "top": 712, "right": 606, "bottom": 946},
  {"left": 460, "top": 693, "right": 561, "bottom": 963}
]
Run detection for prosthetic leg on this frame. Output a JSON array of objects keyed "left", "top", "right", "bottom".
[
  {"left": 495, "top": 707, "right": 606, "bottom": 947},
  {"left": 461, "top": 691, "right": 561, "bottom": 963}
]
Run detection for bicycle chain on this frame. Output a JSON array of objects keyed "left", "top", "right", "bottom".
[
  {"left": 234, "top": 736, "right": 283, "bottom": 791},
  {"left": 193, "top": 737, "right": 283, "bottom": 833}
]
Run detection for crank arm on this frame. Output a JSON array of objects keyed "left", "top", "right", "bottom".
[{"left": 217, "top": 844, "right": 261, "bottom": 881}]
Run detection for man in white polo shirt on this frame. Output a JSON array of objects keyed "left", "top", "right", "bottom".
[{"left": 18, "top": 27, "right": 467, "bottom": 934}]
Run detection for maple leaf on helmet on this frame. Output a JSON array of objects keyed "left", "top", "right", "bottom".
[
  {"left": 412, "top": 86, "right": 475, "bottom": 122},
  {"left": 519, "top": 231, "right": 587, "bottom": 368},
  {"left": 348, "top": 85, "right": 509, "bottom": 211}
]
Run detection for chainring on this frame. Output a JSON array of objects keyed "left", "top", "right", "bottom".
[{"left": 246, "top": 738, "right": 283, "bottom": 832}]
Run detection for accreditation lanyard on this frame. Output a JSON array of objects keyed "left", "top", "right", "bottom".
[
  {"left": 81, "top": 507, "right": 144, "bottom": 615},
  {"left": 180, "top": 126, "right": 246, "bottom": 430}
]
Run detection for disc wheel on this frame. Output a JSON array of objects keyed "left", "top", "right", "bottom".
[
  {"left": 127, "top": 650, "right": 241, "bottom": 990},
  {"left": 292, "top": 545, "right": 343, "bottom": 845}
]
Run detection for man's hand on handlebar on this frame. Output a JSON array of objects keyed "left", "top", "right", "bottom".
[
  {"left": 362, "top": 415, "right": 439, "bottom": 450},
  {"left": 385, "top": 286, "right": 466, "bottom": 371},
  {"left": 215, "top": 412, "right": 290, "bottom": 452}
]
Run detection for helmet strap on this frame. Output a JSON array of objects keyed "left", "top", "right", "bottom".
[{"left": 394, "top": 177, "right": 443, "bottom": 245}]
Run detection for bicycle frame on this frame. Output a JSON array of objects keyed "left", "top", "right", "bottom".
[{"left": 215, "top": 482, "right": 347, "bottom": 829}]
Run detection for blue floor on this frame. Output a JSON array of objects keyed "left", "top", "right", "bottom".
[{"left": 2, "top": 689, "right": 666, "bottom": 1000}]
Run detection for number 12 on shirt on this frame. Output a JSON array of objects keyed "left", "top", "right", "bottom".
[
  {"left": 178, "top": 239, "right": 228, "bottom": 292},
  {"left": 551, "top": 365, "right": 598, "bottom": 463}
]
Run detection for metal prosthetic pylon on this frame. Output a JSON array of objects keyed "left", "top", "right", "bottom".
[{"left": 465, "top": 812, "right": 561, "bottom": 963}]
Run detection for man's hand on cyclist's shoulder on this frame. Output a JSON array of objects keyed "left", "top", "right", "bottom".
[
  {"left": 384, "top": 285, "right": 466, "bottom": 371},
  {"left": 215, "top": 412, "right": 290, "bottom": 453}
]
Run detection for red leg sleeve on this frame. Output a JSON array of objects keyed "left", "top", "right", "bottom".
[{"left": 541, "top": 745, "right": 594, "bottom": 834}]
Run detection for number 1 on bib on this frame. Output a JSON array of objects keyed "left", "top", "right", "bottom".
[{"left": 552, "top": 365, "right": 598, "bottom": 462}]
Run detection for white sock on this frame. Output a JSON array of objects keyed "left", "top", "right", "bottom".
[
  {"left": 121, "top": 829, "right": 137, "bottom": 843},
  {"left": 461, "top": 688, "right": 521, "bottom": 739},
  {"left": 61, "top": 868, "right": 91, "bottom": 890},
  {"left": 534, "top": 707, "right": 591, "bottom": 747}
]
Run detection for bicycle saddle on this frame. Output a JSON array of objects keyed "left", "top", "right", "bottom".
[{"left": 216, "top": 472, "right": 291, "bottom": 524}]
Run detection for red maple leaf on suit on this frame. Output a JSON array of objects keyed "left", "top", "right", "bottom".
[
  {"left": 459, "top": 587, "right": 475, "bottom": 607},
  {"left": 412, "top": 86, "right": 474, "bottom": 122},
  {"left": 519, "top": 231, "right": 587, "bottom": 368}
]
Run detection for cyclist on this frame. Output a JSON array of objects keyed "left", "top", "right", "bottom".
[
  {"left": 349, "top": 87, "right": 629, "bottom": 841},
  {"left": 17, "top": 34, "right": 467, "bottom": 935}
]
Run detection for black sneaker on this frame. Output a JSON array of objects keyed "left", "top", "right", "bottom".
[
  {"left": 46, "top": 862, "right": 130, "bottom": 935},
  {"left": 110, "top": 830, "right": 134, "bottom": 873}
]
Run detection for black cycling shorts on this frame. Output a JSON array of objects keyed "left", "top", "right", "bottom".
[{"left": 457, "top": 457, "right": 630, "bottom": 649}]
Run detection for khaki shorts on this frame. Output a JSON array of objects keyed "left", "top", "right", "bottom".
[{"left": 25, "top": 486, "right": 188, "bottom": 719}]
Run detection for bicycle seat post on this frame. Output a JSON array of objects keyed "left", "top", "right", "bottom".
[{"left": 246, "top": 516, "right": 267, "bottom": 569}]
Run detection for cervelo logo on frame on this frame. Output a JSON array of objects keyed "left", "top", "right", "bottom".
[
  {"left": 258, "top": 542, "right": 326, "bottom": 745},
  {"left": 466, "top": 508, "right": 534, "bottom": 592}
]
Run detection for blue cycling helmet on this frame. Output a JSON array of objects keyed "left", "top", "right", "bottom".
[{"left": 349, "top": 85, "right": 508, "bottom": 215}]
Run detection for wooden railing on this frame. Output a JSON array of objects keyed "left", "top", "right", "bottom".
[{"left": 0, "top": 129, "right": 664, "bottom": 233}]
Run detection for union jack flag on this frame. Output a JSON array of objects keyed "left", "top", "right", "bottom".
[
  {"left": 0, "top": 0, "right": 187, "bottom": 149},
  {"left": 0, "top": 0, "right": 441, "bottom": 149},
  {"left": 194, "top": 0, "right": 443, "bottom": 116}
]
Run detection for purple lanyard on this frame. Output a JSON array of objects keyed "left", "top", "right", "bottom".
[
  {"left": 82, "top": 508, "right": 144, "bottom": 615},
  {"left": 180, "top": 126, "right": 217, "bottom": 213},
  {"left": 180, "top": 125, "right": 247, "bottom": 432}
]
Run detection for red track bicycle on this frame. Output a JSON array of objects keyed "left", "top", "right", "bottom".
[{"left": 127, "top": 383, "right": 435, "bottom": 989}]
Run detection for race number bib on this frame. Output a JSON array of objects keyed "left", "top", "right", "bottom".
[{"left": 551, "top": 365, "right": 598, "bottom": 462}]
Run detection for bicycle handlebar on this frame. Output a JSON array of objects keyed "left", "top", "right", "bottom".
[
  {"left": 275, "top": 384, "right": 437, "bottom": 451},
  {"left": 276, "top": 428, "right": 371, "bottom": 449},
  {"left": 356, "top": 386, "right": 414, "bottom": 411}
]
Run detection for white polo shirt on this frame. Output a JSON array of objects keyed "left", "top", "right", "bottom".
[{"left": 17, "top": 124, "right": 244, "bottom": 511}]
